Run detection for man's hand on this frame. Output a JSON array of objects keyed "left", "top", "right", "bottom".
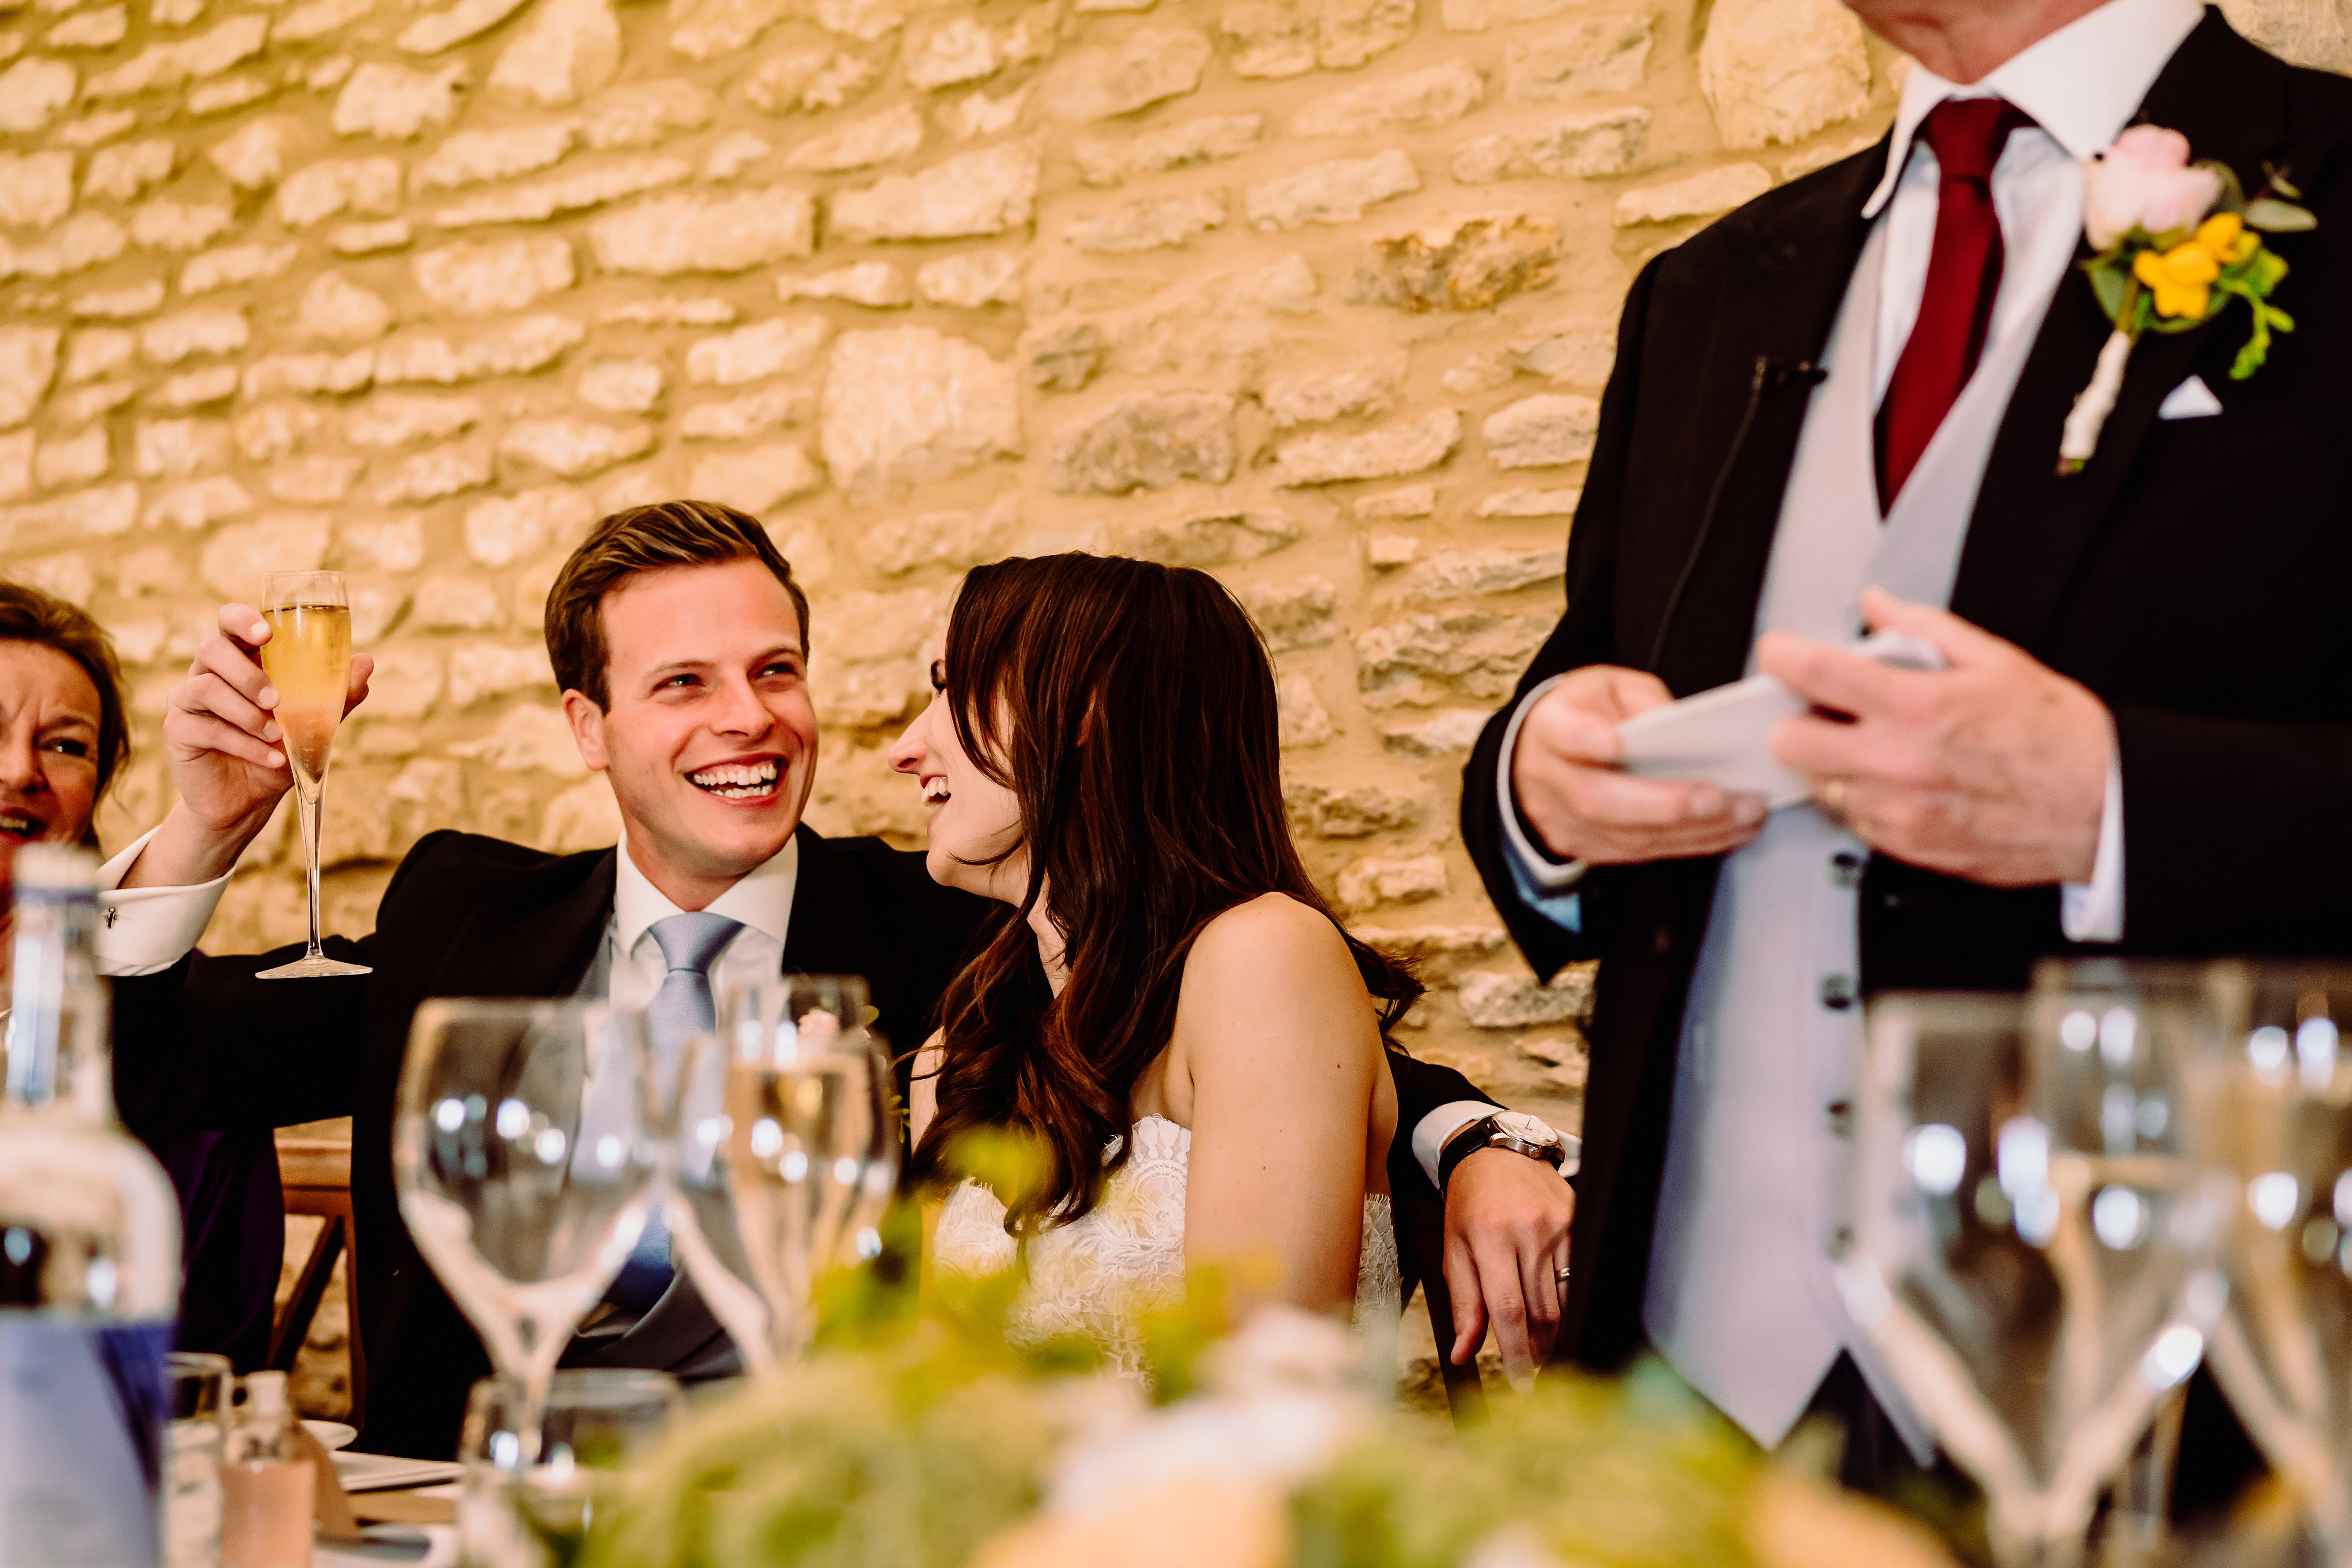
[
  {"left": 1512, "top": 664, "right": 1767, "bottom": 865},
  {"left": 1441, "top": 1145, "right": 1576, "bottom": 1390},
  {"left": 1758, "top": 587, "right": 2111, "bottom": 886},
  {"left": 120, "top": 604, "right": 372, "bottom": 889}
]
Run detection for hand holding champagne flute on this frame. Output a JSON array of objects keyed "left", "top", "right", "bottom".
[{"left": 256, "top": 571, "right": 370, "bottom": 980}]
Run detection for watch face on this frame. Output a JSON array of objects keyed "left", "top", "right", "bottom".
[{"left": 1493, "top": 1112, "right": 1560, "bottom": 1149}]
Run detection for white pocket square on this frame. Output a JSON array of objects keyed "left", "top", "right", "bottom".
[{"left": 2157, "top": 375, "right": 2224, "bottom": 420}]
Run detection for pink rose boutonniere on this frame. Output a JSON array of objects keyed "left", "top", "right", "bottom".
[{"left": 2058, "top": 125, "right": 2313, "bottom": 473}]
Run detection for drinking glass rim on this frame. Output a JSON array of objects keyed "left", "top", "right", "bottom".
[{"left": 261, "top": 569, "right": 348, "bottom": 608}]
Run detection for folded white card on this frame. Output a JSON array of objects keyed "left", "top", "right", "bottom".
[{"left": 1616, "top": 630, "right": 1946, "bottom": 810}]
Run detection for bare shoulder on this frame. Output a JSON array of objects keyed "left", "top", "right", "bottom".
[{"left": 1182, "top": 892, "right": 1368, "bottom": 1011}]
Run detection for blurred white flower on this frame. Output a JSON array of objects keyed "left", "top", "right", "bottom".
[{"left": 2082, "top": 125, "right": 2221, "bottom": 250}]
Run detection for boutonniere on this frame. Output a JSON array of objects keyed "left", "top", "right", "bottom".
[{"left": 2057, "top": 125, "right": 2313, "bottom": 474}]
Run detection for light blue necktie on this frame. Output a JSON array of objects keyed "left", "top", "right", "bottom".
[{"left": 606, "top": 910, "right": 743, "bottom": 1312}]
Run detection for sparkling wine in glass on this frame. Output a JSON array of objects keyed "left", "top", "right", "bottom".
[
  {"left": 395, "top": 999, "right": 660, "bottom": 1458},
  {"left": 256, "top": 570, "right": 369, "bottom": 981},
  {"left": 665, "top": 975, "right": 897, "bottom": 1371},
  {"left": 1836, "top": 985, "right": 2232, "bottom": 1568},
  {"left": 460, "top": 1369, "right": 682, "bottom": 1568}
]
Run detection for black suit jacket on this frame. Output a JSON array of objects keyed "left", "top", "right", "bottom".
[{"left": 1461, "top": 11, "right": 2352, "bottom": 1373}]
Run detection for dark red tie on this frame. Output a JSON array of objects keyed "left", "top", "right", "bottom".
[{"left": 1876, "top": 97, "right": 2035, "bottom": 509}]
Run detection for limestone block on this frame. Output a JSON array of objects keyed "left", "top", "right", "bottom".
[
  {"left": 702, "top": 130, "right": 772, "bottom": 181},
  {"left": 678, "top": 382, "right": 811, "bottom": 440},
  {"left": 828, "top": 141, "right": 1038, "bottom": 242},
  {"left": 1220, "top": 0, "right": 1414, "bottom": 77},
  {"left": 86, "top": 14, "right": 265, "bottom": 98},
  {"left": 346, "top": 392, "right": 482, "bottom": 447},
  {"left": 581, "top": 80, "right": 713, "bottom": 149},
  {"left": 373, "top": 314, "right": 585, "bottom": 383},
  {"left": 1294, "top": 59, "right": 1484, "bottom": 137},
  {"left": 1337, "top": 852, "right": 1446, "bottom": 910},
  {"left": 139, "top": 307, "right": 247, "bottom": 366},
  {"left": 0, "top": 58, "right": 76, "bottom": 134},
  {"left": 1272, "top": 408, "right": 1459, "bottom": 487},
  {"left": 1117, "top": 506, "right": 1298, "bottom": 566},
  {"left": 332, "top": 220, "right": 414, "bottom": 256},
  {"left": 1451, "top": 105, "right": 1650, "bottom": 183},
  {"left": 398, "top": 0, "right": 531, "bottom": 52},
  {"left": 1074, "top": 112, "right": 1261, "bottom": 186},
  {"left": 1379, "top": 706, "right": 1490, "bottom": 757},
  {"left": 296, "top": 271, "right": 396, "bottom": 343},
  {"left": 784, "top": 102, "right": 922, "bottom": 172},
  {"left": 0, "top": 151, "right": 75, "bottom": 228},
  {"left": 1483, "top": 392, "right": 1598, "bottom": 467},
  {"left": 1240, "top": 574, "right": 1335, "bottom": 650},
  {"left": 1345, "top": 214, "right": 1561, "bottom": 311},
  {"left": 1613, "top": 162, "right": 1773, "bottom": 226},
  {"left": 445, "top": 703, "right": 587, "bottom": 775},
  {"left": 1354, "top": 484, "right": 1434, "bottom": 520},
  {"left": 2221, "top": 0, "right": 2352, "bottom": 72},
  {"left": 267, "top": 455, "right": 364, "bottom": 504},
  {"left": 412, "top": 125, "right": 577, "bottom": 193},
  {"left": 578, "top": 359, "right": 664, "bottom": 414},
  {"left": 273, "top": 0, "right": 373, "bottom": 45},
  {"left": 56, "top": 110, "right": 137, "bottom": 148},
  {"left": 1440, "top": 0, "right": 1575, "bottom": 29},
  {"left": 415, "top": 577, "right": 506, "bottom": 631},
  {"left": 816, "top": 586, "right": 947, "bottom": 665},
  {"left": 491, "top": 0, "right": 620, "bottom": 105},
  {"left": 0, "top": 433, "right": 29, "bottom": 500},
  {"left": 232, "top": 403, "right": 325, "bottom": 462},
  {"left": 0, "top": 326, "right": 62, "bottom": 429},
  {"left": 1510, "top": 331, "right": 1614, "bottom": 384},
  {"left": 331, "top": 62, "right": 468, "bottom": 140},
  {"left": 339, "top": 517, "right": 428, "bottom": 575},
  {"left": 1698, "top": 0, "right": 1870, "bottom": 151},
  {"left": 588, "top": 186, "right": 814, "bottom": 274},
  {"left": 499, "top": 418, "right": 653, "bottom": 478},
  {"left": 282, "top": 155, "right": 407, "bottom": 228},
  {"left": 360, "top": 643, "right": 443, "bottom": 718},
  {"left": 665, "top": 0, "right": 787, "bottom": 61},
  {"left": 34, "top": 426, "right": 107, "bottom": 489},
  {"left": 1780, "top": 129, "right": 1883, "bottom": 182},
  {"left": 1402, "top": 544, "right": 1563, "bottom": 600},
  {"left": 1246, "top": 151, "right": 1418, "bottom": 231},
  {"left": 902, "top": 13, "right": 996, "bottom": 89},
  {"left": 1051, "top": 391, "right": 1236, "bottom": 494},
  {"left": 1038, "top": 25, "right": 1208, "bottom": 120},
  {"left": 376, "top": 441, "right": 494, "bottom": 504},
  {"left": 602, "top": 296, "right": 738, "bottom": 327},
  {"left": 1026, "top": 323, "right": 1103, "bottom": 391},
  {"left": 447, "top": 641, "right": 553, "bottom": 706},
  {"left": 1, "top": 212, "right": 128, "bottom": 277},
  {"left": 915, "top": 250, "right": 1023, "bottom": 307},
  {"left": 128, "top": 200, "right": 233, "bottom": 252},
  {"left": 414, "top": 237, "right": 575, "bottom": 315},
  {"left": 540, "top": 775, "right": 622, "bottom": 850},
  {"left": 12, "top": 553, "right": 93, "bottom": 609},
  {"left": 1353, "top": 607, "right": 1549, "bottom": 700},
  {"left": 819, "top": 326, "right": 1020, "bottom": 495},
  {"left": 42, "top": 0, "right": 117, "bottom": 41},
  {"left": 197, "top": 513, "right": 330, "bottom": 599},
  {"left": 1107, "top": 255, "right": 1319, "bottom": 377},
  {"left": 686, "top": 442, "right": 821, "bottom": 511},
  {"left": 181, "top": 241, "right": 298, "bottom": 295},
  {"left": 83, "top": 139, "right": 176, "bottom": 203},
  {"left": 1476, "top": 485, "right": 1580, "bottom": 517},
  {"left": 0, "top": 482, "right": 139, "bottom": 545},
  {"left": 464, "top": 486, "right": 595, "bottom": 567},
  {"left": 684, "top": 316, "right": 827, "bottom": 386},
  {"left": 151, "top": 366, "right": 241, "bottom": 409},
  {"left": 1504, "top": 14, "right": 1652, "bottom": 103},
  {"left": 1459, "top": 966, "right": 1591, "bottom": 1028},
  {"left": 429, "top": 158, "right": 689, "bottom": 228},
  {"left": 743, "top": 47, "right": 877, "bottom": 114},
  {"left": 55, "top": 383, "right": 140, "bottom": 424},
  {"left": 1276, "top": 671, "right": 1333, "bottom": 748},
  {"left": 858, "top": 491, "right": 1018, "bottom": 575},
  {"left": 186, "top": 75, "right": 270, "bottom": 116},
  {"left": 1283, "top": 780, "right": 1423, "bottom": 838},
  {"left": 1060, "top": 192, "right": 1225, "bottom": 255},
  {"left": 775, "top": 262, "right": 909, "bottom": 308},
  {"left": 1263, "top": 354, "right": 1404, "bottom": 427},
  {"left": 207, "top": 117, "right": 289, "bottom": 190}
]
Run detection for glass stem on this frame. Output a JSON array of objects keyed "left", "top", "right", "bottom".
[{"left": 297, "top": 782, "right": 325, "bottom": 960}]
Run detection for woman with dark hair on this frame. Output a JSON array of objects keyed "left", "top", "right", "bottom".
[{"left": 890, "top": 554, "right": 1420, "bottom": 1371}]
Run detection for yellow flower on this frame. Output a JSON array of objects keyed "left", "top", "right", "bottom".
[
  {"left": 2134, "top": 238, "right": 2222, "bottom": 318},
  {"left": 2194, "top": 211, "right": 2260, "bottom": 263}
]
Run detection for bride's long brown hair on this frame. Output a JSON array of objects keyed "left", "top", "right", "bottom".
[{"left": 908, "top": 554, "right": 1420, "bottom": 1231}]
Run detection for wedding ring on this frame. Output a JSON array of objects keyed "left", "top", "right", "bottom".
[
  {"left": 1554, "top": 1266, "right": 1571, "bottom": 1282},
  {"left": 1819, "top": 777, "right": 1849, "bottom": 821}
]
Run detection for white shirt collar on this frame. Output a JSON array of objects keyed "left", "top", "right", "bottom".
[
  {"left": 612, "top": 828, "right": 800, "bottom": 959},
  {"left": 1861, "top": 0, "right": 2207, "bottom": 218}
]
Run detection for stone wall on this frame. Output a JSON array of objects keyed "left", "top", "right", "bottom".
[{"left": 0, "top": 0, "right": 1925, "bottom": 1129}]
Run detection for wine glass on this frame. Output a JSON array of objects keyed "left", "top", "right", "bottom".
[
  {"left": 664, "top": 975, "right": 898, "bottom": 1371},
  {"left": 1835, "top": 984, "right": 2232, "bottom": 1568},
  {"left": 256, "top": 570, "right": 369, "bottom": 980},
  {"left": 459, "top": 1369, "right": 683, "bottom": 1568},
  {"left": 394, "top": 999, "right": 661, "bottom": 1456},
  {"left": 2186, "top": 961, "right": 2352, "bottom": 1565}
]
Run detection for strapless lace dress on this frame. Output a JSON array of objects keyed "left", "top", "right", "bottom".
[{"left": 932, "top": 1115, "right": 1401, "bottom": 1380}]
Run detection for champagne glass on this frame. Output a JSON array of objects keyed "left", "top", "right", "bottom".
[
  {"left": 2187, "top": 962, "right": 2352, "bottom": 1565},
  {"left": 1836, "top": 984, "right": 2232, "bottom": 1568},
  {"left": 256, "top": 571, "right": 369, "bottom": 980},
  {"left": 394, "top": 999, "right": 661, "bottom": 1458},
  {"left": 665, "top": 975, "right": 897, "bottom": 1371},
  {"left": 459, "top": 1369, "right": 683, "bottom": 1568}
]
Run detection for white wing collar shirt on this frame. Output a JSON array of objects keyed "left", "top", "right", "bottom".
[{"left": 1475, "top": 0, "right": 2203, "bottom": 1451}]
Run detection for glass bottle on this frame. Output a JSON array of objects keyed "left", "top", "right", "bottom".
[{"left": 218, "top": 1372, "right": 312, "bottom": 1568}]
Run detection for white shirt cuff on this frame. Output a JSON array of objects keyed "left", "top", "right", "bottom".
[
  {"left": 1497, "top": 675, "right": 1588, "bottom": 894},
  {"left": 2059, "top": 753, "right": 2125, "bottom": 944},
  {"left": 96, "top": 827, "right": 232, "bottom": 977},
  {"left": 1411, "top": 1100, "right": 1503, "bottom": 1189}
]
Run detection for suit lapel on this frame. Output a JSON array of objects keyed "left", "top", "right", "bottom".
[
  {"left": 1952, "top": 11, "right": 2294, "bottom": 648},
  {"left": 777, "top": 825, "right": 880, "bottom": 982},
  {"left": 424, "top": 848, "right": 618, "bottom": 1001}
]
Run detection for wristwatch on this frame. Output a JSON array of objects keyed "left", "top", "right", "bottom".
[{"left": 1437, "top": 1111, "right": 1578, "bottom": 1194}]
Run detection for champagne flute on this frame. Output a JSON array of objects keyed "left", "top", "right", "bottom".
[
  {"left": 256, "top": 570, "right": 369, "bottom": 981},
  {"left": 1836, "top": 985, "right": 2231, "bottom": 1568},
  {"left": 459, "top": 1369, "right": 683, "bottom": 1568},
  {"left": 665, "top": 975, "right": 897, "bottom": 1371},
  {"left": 394, "top": 999, "right": 661, "bottom": 1458}
]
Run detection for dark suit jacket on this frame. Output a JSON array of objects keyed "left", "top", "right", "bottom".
[{"left": 1461, "top": 10, "right": 2352, "bottom": 1373}]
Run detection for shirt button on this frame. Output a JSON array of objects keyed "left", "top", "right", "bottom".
[
  {"left": 1829, "top": 851, "right": 1864, "bottom": 888},
  {"left": 1825, "top": 1099, "right": 1854, "bottom": 1136},
  {"left": 1819, "top": 974, "right": 1858, "bottom": 1010}
]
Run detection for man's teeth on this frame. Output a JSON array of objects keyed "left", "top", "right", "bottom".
[{"left": 690, "top": 760, "right": 779, "bottom": 799}]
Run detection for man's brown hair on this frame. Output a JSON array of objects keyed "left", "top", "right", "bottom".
[
  {"left": 0, "top": 581, "right": 130, "bottom": 800},
  {"left": 543, "top": 499, "right": 811, "bottom": 710}
]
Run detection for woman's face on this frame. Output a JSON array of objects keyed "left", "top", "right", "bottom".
[
  {"left": 887, "top": 668, "right": 1027, "bottom": 903},
  {"left": 0, "top": 641, "right": 103, "bottom": 869}
]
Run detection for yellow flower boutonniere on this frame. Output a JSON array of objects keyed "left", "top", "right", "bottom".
[{"left": 2057, "top": 126, "right": 2313, "bottom": 474}]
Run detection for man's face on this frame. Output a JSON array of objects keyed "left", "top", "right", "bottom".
[{"left": 564, "top": 560, "right": 819, "bottom": 892}]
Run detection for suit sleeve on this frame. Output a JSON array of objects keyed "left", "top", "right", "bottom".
[
  {"left": 1461, "top": 254, "right": 1666, "bottom": 982},
  {"left": 1384, "top": 1049, "right": 1500, "bottom": 1202}
]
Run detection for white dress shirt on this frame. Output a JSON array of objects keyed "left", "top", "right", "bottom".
[{"left": 1479, "top": 0, "right": 2203, "bottom": 1438}]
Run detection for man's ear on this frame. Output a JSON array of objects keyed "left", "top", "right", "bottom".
[{"left": 562, "top": 688, "right": 611, "bottom": 773}]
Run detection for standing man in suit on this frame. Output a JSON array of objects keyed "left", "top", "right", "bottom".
[{"left": 1462, "top": 0, "right": 2346, "bottom": 1486}]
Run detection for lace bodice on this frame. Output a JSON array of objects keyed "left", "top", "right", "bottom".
[{"left": 932, "top": 1115, "right": 1401, "bottom": 1380}]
